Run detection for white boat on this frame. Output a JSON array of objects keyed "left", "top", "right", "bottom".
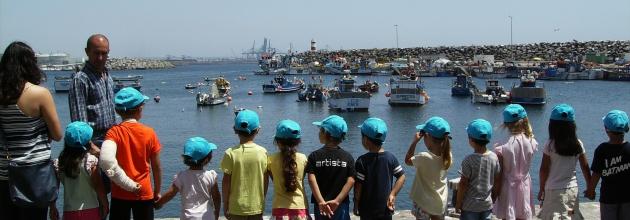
[
  {"left": 196, "top": 79, "right": 227, "bottom": 106},
  {"left": 388, "top": 70, "right": 428, "bottom": 106},
  {"left": 54, "top": 76, "right": 71, "bottom": 92},
  {"left": 327, "top": 75, "right": 370, "bottom": 111},
  {"left": 472, "top": 79, "right": 510, "bottom": 104}
]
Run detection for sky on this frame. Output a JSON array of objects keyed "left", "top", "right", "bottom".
[{"left": 1, "top": 0, "right": 629, "bottom": 58}]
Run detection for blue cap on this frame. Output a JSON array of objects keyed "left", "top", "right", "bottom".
[
  {"left": 234, "top": 109, "right": 260, "bottom": 134},
  {"left": 313, "top": 115, "right": 347, "bottom": 138},
  {"left": 359, "top": 118, "right": 388, "bottom": 141},
  {"left": 114, "top": 87, "right": 149, "bottom": 110},
  {"left": 275, "top": 120, "right": 301, "bottom": 139},
  {"left": 183, "top": 137, "right": 217, "bottom": 163},
  {"left": 64, "top": 121, "right": 93, "bottom": 149},
  {"left": 550, "top": 104, "right": 575, "bottom": 122},
  {"left": 466, "top": 119, "right": 493, "bottom": 141},
  {"left": 603, "top": 110, "right": 629, "bottom": 133},
  {"left": 503, "top": 104, "right": 527, "bottom": 123},
  {"left": 416, "top": 116, "right": 451, "bottom": 138}
]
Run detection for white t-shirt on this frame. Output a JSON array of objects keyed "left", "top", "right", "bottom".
[
  {"left": 173, "top": 169, "right": 218, "bottom": 220},
  {"left": 543, "top": 139, "right": 585, "bottom": 190},
  {"left": 409, "top": 151, "right": 448, "bottom": 215}
]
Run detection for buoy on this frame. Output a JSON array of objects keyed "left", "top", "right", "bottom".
[
  {"left": 227, "top": 96, "right": 232, "bottom": 101},
  {"left": 248, "top": 90, "right": 253, "bottom": 95},
  {"left": 385, "top": 92, "right": 391, "bottom": 97},
  {"left": 257, "top": 106, "right": 263, "bottom": 109},
  {"left": 153, "top": 95, "right": 160, "bottom": 103}
]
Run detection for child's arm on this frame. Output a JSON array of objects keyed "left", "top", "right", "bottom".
[
  {"left": 327, "top": 176, "right": 355, "bottom": 213},
  {"left": 211, "top": 180, "right": 221, "bottom": 220},
  {"left": 405, "top": 132, "right": 424, "bottom": 166},
  {"left": 222, "top": 174, "right": 231, "bottom": 218},
  {"left": 150, "top": 152, "right": 162, "bottom": 201},
  {"left": 308, "top": 173, "right": 333, "bottom": 218},
  {"left": 455, "top": 176, "right": 468, "bottom": 213},
  {"left": 586, "top": 171, "right": 599, "bottom": 200},
  {"left": 492, "top": 153, "right": 503, "bottom": 202},
  {"left": 388, "top": 174, "right": 405, "bottom": 211},
  {"left": 155, "top": 184, "right": 178, "bottom": 210},
  {"left": 353, "top": 181, "right": 362, "bottom": 216},
  {"left": 264, "top": 170, "right": 269, "bottom": 197},
  {"left": 90, "top": 164, "right": 109, "bottom": 217},
  {"left": 99, "top": 140, "right": 140, "bottom": 192},
  {"left": 538, "top": 154, "right": 551, "bottom": 202},
  {"left": 578, "top": 153, "right": 593, "bottom": 195}
]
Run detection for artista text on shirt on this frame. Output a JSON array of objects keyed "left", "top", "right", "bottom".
[{"left": 315, "top": 159, "right": 348, "bottom": 167}]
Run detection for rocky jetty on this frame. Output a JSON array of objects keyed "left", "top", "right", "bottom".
[
  {"left": 106, "top": 58, "right": 175, "bottom": 70},
  {"left": 297, "top": 40, "right": 630, "bottom": 63}
]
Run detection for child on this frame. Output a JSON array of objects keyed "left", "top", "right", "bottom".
[
  {"left": 455, "top": 119, "right": 500, "bottom": 220},
  {"left": 493, "top": 104, "right": 538, "bottom": 220},
  {"left": 404, "top": 116, "right": 452, "bottom": 220},
  {"left": 220, "top": 109, "right": 268, "bottom": 219},
  {"left": 155, "top": 137, "right": 221, "bottom": 220},
  {"left": 587, "top": 110, "right": 630, "bottom": 220},
  {"left": 268, "top": 120, "right": 309, "bottom": 219},
  {"left": 538, "top": 104, "right": 591, "bottom": 219},
  {"left": 101, "top": 87, "right": 162, "bottom": 220},
  {"left": 51, "top": 121, "right": 108, "bottom": 220},
  {"left": 305, "top": 115, "right": 355, "bottom": 220},
  {"left": 354, "top": 118, "right": 406, "bottom": 220}
]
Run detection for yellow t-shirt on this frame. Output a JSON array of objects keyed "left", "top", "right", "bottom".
[
  {"left": 268, "top": 152, "right": 308, "bottom": 209},
  {"left": 220, "top": 143, "right": 268, "bottom": 215},
  {"left": 409, "top": 151, "right": 449, "bottom": 215}
]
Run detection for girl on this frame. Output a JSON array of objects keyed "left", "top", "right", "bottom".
[
  {"left": 493, "top": 104, "right": 539, "bottom": 220},
  {"left": 405, "top": 116, "right": 452, "bottom": 220},
  {"left": 538, "top": 104, "right": 591, "bottom": 219},
  {"left": 52, "top": 121, "right": 108, "bottom": 220},
  {"left": 268, "top": 120, "right": 310, "bottom": 219},
  {"left": 155, "top": 137, "right": 220, "bottom": 220}
]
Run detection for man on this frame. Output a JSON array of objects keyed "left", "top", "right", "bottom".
[{"left": 68, "top": 34, "right": 116, "bottom": 154}]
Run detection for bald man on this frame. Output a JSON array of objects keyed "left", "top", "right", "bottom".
[{"left": 68, "top": 34, "right": 116, "bottom": 155}]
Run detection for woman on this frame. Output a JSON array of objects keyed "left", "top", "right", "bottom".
[{"left": 0, "top": 41, "right": 62, "bottom": 220}]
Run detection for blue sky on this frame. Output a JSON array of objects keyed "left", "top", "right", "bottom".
[{"left": 1, "top": 0, "right": 629, "bottom": 58}]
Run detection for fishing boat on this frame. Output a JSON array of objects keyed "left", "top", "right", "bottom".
[
  {"left": 297, "top": 79, "right": 325, "bottom": 102},
  {"left": 324, "top": 58, "right": 349, "bottom": 75},
  {"left": 184, "top": 83, "right": 198, "bottom": 89},
  {"left": 53, "top": 75, "right": 71, "bottom": 93},
  {"left": 388, "top": 69, "right": 428, "bottom": 106},
  {"left": 358, "top": 80, "right": 379, "bottom": 93},
  {"left": 196, "top": 79, "right": 226, "bottom": 106},
  {"left": 472, "top": 64, "right": 507, "bottom": 79},
  {"left": 510, "top": 72, "right": 546, "bottom": 105},
  {"left": 213, "top": 76, "right": 231, "bottom": 95},
  {"left": 471, "top": 79, "right": 510, "bottom": 104},
  {"left": 603, "top": 66, "right": 630, "bottom": 81},
  {"left": 262, "top": 75, "right": 304, "bottom": 93},
  {"left": 327, "top": 74, "right": 370, "bottom": 111},
  {"left": 113, "top": 75, "right": 143, "bottom": 93},
  {"left": 451, "top": 74, "right": 475, "bottom": 96}
]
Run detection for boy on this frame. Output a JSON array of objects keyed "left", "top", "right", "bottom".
[
  {"left": 220, "top": 109, "right": 268, "bottom": 220},
  {"left": 102, "top": 87, "right": 162, "bottom": 220},
  {"left": 353, "top": 118, "right": 406, "bottom": 220},
  {"left": 455, "top": 119, "right": 500, "bottom": 220},
  {"left": 587, "top": 110, "right": 630, "bottom": 219},
  {"left": 306, "top": 115, "right": 355, "bottom": 220}
]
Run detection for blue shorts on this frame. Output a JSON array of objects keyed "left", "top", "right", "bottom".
[
  {"left": 313, "top": 200, "right": 349, "bottom": 220},
  {"left": 460, "top": 210, "right": 492, "bottom": 220}
]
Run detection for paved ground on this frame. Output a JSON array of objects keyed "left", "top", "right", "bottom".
[{"left": 157, "top": 202, "right": 601, "bottom": 219}]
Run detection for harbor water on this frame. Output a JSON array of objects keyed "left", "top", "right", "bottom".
[{"left": 45, "top": 63, "right": 629, "bottom": 218}]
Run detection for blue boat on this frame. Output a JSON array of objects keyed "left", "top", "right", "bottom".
[
  {"left": 262, "top": 75, "right": 304, "bottom": 93},
  {"left": 451, "top": 74, "right": 474, "bottom": 96}
]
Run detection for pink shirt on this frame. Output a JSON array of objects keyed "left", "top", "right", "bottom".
[{"left": 493, "top": 133, "right": 538, "bottom": 220}]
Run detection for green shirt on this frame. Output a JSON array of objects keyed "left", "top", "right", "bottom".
[{"left": 220, "top": 143, "right": 268, "bottom": 215}]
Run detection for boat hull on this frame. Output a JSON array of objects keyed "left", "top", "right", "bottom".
[
  {"left": 510, "top": 87, "right": 546, "bottom": 105},
  {"left": 262, "top": 85, "right": 302, "bottom": 93},
  {"left": 196, "top": 93, "right": 226, "bottom": 106},
  {"left": 54, "top": 79, "right": 71, "bottom": 93},
  {"left": 327, "top": 97, "right": 370, "bottom": 111},
  {"left": 388, "top": 94, "right": 426, "bottom": 106},
  {"left": 451, "top": 88, "right": 472, "bottom": 96}
]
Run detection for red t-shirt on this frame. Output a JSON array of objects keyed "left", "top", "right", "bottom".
[{"left": 105, "top": 121, "right": 161, "bottom": 200}]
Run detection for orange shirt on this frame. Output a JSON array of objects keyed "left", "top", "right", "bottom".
[{"left": 105, "top": 121, "right": 161, "bottom": 200}]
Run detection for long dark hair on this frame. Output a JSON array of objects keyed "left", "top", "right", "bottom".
[
  {"left": 0, "top": 41, "right": 44, "bottom": 104},
  {"left": 58, "top": 146, "right": 87, "bottom": 179},
  {"left": 549, "top": 120, "right": 582, "bottom": 156},
  {"left": 275, "top": 137, "right": 301, "bottom": 192}
]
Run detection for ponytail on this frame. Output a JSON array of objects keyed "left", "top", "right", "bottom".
[
  {"left": 441, "top": 136, "right": 452, "bottom": 169},
  {"left": 522, "top": 118, "right": 534, "bottom": 139},
  {"left": 504, "top": 118, "right": 535, "bottom": 139},
  {"left": 275, "top": 138, "right": 301, "bottom": 192}
]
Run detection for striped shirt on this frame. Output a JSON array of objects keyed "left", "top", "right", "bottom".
[
  {"left": 68, "top": 62, "right": 116, "bottom": 138},
  {"left": 458, "top": 151, "right": 500, "bottom": 212},
  {"left": 0, "top": 104, "right": 51, "bottom": 180}
]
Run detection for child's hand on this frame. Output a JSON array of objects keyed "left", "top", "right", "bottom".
[
  {"left": 318, "top": 202, "right": 333, "bottom": 218},
  {"left": 353, "top": 204, "right": 359, "bottom": 216},
  {"left": 537, "top": 189, "right": 544, "bottom": 202},
  {"left": 326, "top": 199, "right": 340, "bottom": 212},
  {"left": 101, "top": 202, "right": 110, "bottom": 218},
  {"left": 387, "top": 195, "right": 396, "bottom": 211},
  {"left": 584, "top": 188, "right": 596, "bottom": 200},
  {"left": 49, "top": 205, "right": 59, "bottom": 220},
  {"left": 412, "top": 132, "right": 424, "bottom": 143}
]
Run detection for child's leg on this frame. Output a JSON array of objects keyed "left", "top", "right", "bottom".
[
  {"left": 130, "top": 199, "right": 154, "bottom": 220},
  {"left": 110, "top": 198, "right": 132, "bottom": 220},
  {"left": 619, "top": 202, "right": 630, "bottom": 220}
]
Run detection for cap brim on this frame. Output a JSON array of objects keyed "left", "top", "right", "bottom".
[
  {"left": 415, "top": 124, "right": 425, "bottom": 131},
  {"left": 143, "top": 95, "right": 149, "bottom": 100}
]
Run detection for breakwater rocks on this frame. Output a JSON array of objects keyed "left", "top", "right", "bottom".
[
  {"left": 107, "top": 58, "right": 175, "bottom": 70},
  {"left": 298, "top": 40, "right": 630, "bottom": 63}
]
